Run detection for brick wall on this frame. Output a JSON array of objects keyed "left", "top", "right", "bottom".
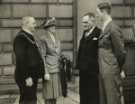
[{"left": 0, "top": 0, "right": 74, "bottom": 76}]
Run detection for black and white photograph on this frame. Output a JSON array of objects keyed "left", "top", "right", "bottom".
[{"left": 0, "top": 0, "right": 135, "bottom": 104}]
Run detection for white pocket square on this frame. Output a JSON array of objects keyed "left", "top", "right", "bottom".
[{"left": 93, "top": 37, "right": 98, "bottom": 40}]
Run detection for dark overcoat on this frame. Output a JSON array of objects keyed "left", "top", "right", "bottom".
[
  {"left": 76, "top": 27, "right": 101, "bottom": 104},
  {"left": 13, "top": 30, "right": 45, "bottom": 85}
]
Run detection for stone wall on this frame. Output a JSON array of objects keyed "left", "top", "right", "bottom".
[
  {"left": 77, "top": 0, "right": 135, "bottom": 42},
  {"left": 0, "top": 0, "right": 74, "bottom": 76},
  {"left": 77, "top": 0, "right": 135, "bottom": 104}
]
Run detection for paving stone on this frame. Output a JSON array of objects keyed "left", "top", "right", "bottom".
[
  {"left": 0, "top": 97, "right": 16, "bottom": 104},
  {"left": 13, "top": 91, "right": 79, "bottom": 104}
]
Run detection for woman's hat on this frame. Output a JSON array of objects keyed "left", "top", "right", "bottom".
[
  {"left": 43, "top": 17, "right": 56, "bottom": 29},
  {"left": 98, "top": 1, "right": 111, "bottom": 9}
]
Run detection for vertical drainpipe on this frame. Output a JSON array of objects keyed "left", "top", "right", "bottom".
[{"left": 73, "top": 0, "right": 78, "bottom": 69}]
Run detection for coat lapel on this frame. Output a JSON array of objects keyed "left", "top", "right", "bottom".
[
  {"left": 84, "top": 27, "right": 96, "bottom": 40},
  {"left": 99, "top": 21, "right": 112, "bottom": 39}
]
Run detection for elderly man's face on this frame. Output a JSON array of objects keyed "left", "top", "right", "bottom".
[
  {"left": 27, "top": 18, "right": 37, "bottom": 33},
  {"left": 82, "top": 15, "right": 94, "bottom": 31}
]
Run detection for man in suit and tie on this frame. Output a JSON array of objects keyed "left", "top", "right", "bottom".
[
  {"left": 13, "top": 16, "right": 45, "bottom": 104},
  {"left": 96, "top": 1, "right": 126, "bottom": 104},
  {"left": 76, "top": 12, "right": 101, "bottom": 104}
]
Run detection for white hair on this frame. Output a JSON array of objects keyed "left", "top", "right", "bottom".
[{"left": 22, "top": 16, "right": 35, "bottom": 27}]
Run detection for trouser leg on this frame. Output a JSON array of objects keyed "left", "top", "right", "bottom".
[
  {"left": 103, "top": 75, "right": 121, "bottom": 104},
  {"left": 18, "top": 79, "right": 38, "bottom": 104}
]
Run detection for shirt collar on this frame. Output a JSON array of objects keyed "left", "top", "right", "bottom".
[
  {"left": 22, "top": 27, "right": 33, "bottom": 36},
  {"left": 102, "top": 17, "right": 112, "bottom": 32},
  {"left": 85, "top": 26, "right": 95, "bottom": 37},
  {"left": 89, "top": 26, "right": 96, "bottom": 34}
]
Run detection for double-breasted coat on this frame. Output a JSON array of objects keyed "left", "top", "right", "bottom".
[
  {"left": 14, "top": 30, "right": 45, "bottom": 85},
  {"left": 13, "top": 30, "right": 45, "bottom": 104}
]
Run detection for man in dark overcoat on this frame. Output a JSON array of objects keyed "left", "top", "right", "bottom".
[
  {"left": 76, "top": 12, "right": 101, "bottom": 104},
  {"left": 13, "top": 16, "right": 45, "bottom": 104}
]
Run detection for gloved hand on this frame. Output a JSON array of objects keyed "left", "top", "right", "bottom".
[
  {"left": 120, "top": 70, "right": 126, "bottom": 79},
  {"left": 25, "top": 77, "right": 33, "bottom": 87},
  {"left": 44, "top": 74, "right": 50, "bottom": 81}
]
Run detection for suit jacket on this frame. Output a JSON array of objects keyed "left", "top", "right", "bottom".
[
  {"left": 40, "top": 31, "right": 61, "bottom": 73},
  {"left": 13, "top": 30, "right": 45, "bottom": 84},
  {"left": 76, "top": 27, "right": 101, "bottom": 74},
  {"left": 98, "top": 21, "right": 126, "bottom": 75}
]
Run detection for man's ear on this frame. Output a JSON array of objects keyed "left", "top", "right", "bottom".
[{"left": 91, "top": 17, "right": 95, "bottom": 23}]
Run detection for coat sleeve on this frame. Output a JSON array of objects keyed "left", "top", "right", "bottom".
[
  {"left": 110, "top": 25, "right": 126, "bottom": 70},
  {"left": 40, "top": 40, "right": 49, "bottom": 74},
  {"left": 14, "top": 35, "right": 31, "bottom": 79}
]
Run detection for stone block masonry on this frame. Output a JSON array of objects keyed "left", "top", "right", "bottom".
[{"left": 0, "top": 0, "right": 73, "bottom": 76}]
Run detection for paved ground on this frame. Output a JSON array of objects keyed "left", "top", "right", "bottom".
[
  {"left": 0, "top": 90, "right": 79, "bottom": 104},
  {"left": 0, "top": 77, "right": 80, "bottom": 104}
]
